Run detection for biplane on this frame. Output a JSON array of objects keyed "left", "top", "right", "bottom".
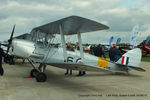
[
  {"left": 142, "top": 45, "right": 150, "bottom": 56},
  {"left": 138, "top": 42, "right": 150, "bottom": 56},
  {"left": 5, "top": 16, "right": 145, "bottom": 82}
]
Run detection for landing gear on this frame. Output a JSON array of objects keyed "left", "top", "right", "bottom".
[
  {"left": 30, "top": 69, "right": 39, "bottom": 77},
  {"left": 35, "top": 63, "right": 47, "bottom": 82},
  {"left": 36, "top": 72, "right": 47, "bottom": 82},
  {"left": 30, "top": 69, "right": 47, "bottom": 82},
  {"left": 4, "top": 55, "right": 14, "bottom": 65},
  {"left": 28, "top": 59, "right": 47, "bottom": 82}
]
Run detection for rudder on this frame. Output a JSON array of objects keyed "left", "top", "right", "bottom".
[{"left": 117, "top": 48, "right": 141, "bottom": 67}]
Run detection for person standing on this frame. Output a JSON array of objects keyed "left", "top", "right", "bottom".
[
  {"left": 96, "top": 44, "right": 106, "bottom": 58},
  {"left": 109, "top": 44, "right": 116, "bottom": 61},
  {"left": 114, "top": 45, "right": 122, "bottom": 62},
  {"left": 75, "top": 42, "right": 80, "bottom": 50},
  {"left": 65, "top": 42, "right": 74, "bottom": 75},
  {"left": 0, "top": 43, "right": 5, "bottom": 76},
  {"left": 109, "top": 44, "right": 122, "bottom": 62},
  {"left": 75, "top": 43, "right": 86, "bottom": 76},
  {"left": 64, "top": 69, "right": 72, "bottom": 75},
  {"left": 66, "top": 42, "right": 74, "bottom": 51},
  {"left": 77, "top": 70, "right": 86, "bottom": 76}
]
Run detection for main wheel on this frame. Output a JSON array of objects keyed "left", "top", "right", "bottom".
[
  {"left": 30, "top": 69, "right": 39, "bottom": 77},
  {"left": 36, "top": 72, "right": 47, "bottom": 82}
]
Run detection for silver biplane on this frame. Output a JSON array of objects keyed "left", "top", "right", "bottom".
[{"left": 5, "top": 16, "right": 145, "bottom": 82}]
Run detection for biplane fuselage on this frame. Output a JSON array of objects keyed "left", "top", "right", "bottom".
[
  {"left": 5, "top": 16, "right": 145, "bottom": 82},
  {"left": 10, "top": 38, "right": 144, "bottom": 73}
]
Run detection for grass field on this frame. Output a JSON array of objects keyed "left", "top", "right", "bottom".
[{"left": 142, "top": 55, "right": 150, "bottom": 62}]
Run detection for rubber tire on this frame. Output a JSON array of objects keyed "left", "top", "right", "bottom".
[
  {"left": 30, "top": 69, "right": 39, "bottom": 77},
  {"left": 36, "top": 72, "right": 47, "bottom": 82}
]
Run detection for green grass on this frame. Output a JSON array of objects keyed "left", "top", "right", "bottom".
[
  {"left": 141, "top": 55, "right": 150, "bottom": 62},
  {"left": 105, "top": 52, "right": 109, "bottom": 58}
]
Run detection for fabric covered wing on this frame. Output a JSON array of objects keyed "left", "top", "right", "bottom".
[
  {"left": 31, "top": 16, "right": 109, "bottom": 35},
  {"left": 14, "top": 33, "right": 31, "bottom": 40},
  {"left": 47, "top": 62, "right": 110, "bottom": 72}
]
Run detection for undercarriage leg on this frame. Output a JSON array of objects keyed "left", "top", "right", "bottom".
[
  {"left": 27, "top": 59, "right": 47, "bottom": 82},
  {"left": 27, "top": 59, "right": 36, "bottom": 69},
  {"left": 38, "top": 63, "right": 46, "bottom": 73},
  {"left": 36, "top": 63, "right": 47, "bottom": 82}
]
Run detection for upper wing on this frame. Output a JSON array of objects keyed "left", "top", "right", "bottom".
[
  {"left": 47, "top": 62, "right": 110, "bottom": 72},
  {"left": 14, "top": 33, "right": 31, "bottom": 40},
  {"left": 31, "top": 16, "right": 109, "bottom": 35}
]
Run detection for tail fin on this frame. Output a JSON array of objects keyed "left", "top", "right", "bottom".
[{"left": 117, "top": 48, "right": 141, "bottom": 67}]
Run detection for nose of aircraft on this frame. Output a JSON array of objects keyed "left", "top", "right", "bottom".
[{"left": 11, "top": 39, "right": 35, "bottom": 58}]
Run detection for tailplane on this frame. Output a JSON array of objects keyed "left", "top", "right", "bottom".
[{"left": 117, "top": 48, "right": 141, "bottom": 67}]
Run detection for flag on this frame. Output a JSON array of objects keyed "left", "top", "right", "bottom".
[
  {"left": 145, "top": 36, "right": 150, "bottom": 45},
  {"left": 116, "top": 38, "right": 121, "bottom": 45},
  {"left": 130, "top": 25, "right": 139, "bottom": 48},
  {"left": 109, "top": 36, "right": 114, "bottom": 46}
]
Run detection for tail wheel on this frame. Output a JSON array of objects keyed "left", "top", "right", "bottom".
[
  {"left": 30, "top": 69, "right": 39, "bottom": 77},
  {"left": 36, "top": 72, "right": 47, "bottom": 82}
]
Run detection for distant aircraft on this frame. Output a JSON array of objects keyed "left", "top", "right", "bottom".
[
  {"left": 141, "top": 45, "right": 150, "bottom": 56},
  {"left": 138, "top": 36, "right": 150, "bottom": 56},
  {"left": 4, "top": 16, "right": 145, "bottom": 82}
]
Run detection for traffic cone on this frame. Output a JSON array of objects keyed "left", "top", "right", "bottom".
[{"left": 27, "top": 75, "right": 32, "bottom": 78}]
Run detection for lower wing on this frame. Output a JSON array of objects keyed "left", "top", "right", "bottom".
[{"left": 46, "top": 62, "right": 110, "bottom": 72}]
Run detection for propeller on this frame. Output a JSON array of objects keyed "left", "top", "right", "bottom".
[{"left": 6, "top": 24, "right": 16, "bottom": 54}]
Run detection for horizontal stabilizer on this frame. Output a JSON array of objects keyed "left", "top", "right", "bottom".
[
  {"left": 128, "top": 66, "right": 146, "bottom": 72},
  {"left": 116, "top": 63, "right": 146, "bottom": 72}
]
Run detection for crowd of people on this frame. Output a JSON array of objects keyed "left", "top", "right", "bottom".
[
  {"left": 90, "top": 44, "right": 106, "bottom": 58},
  {"left": 90, "top": 43, "right": 122, "bottom": 62}
]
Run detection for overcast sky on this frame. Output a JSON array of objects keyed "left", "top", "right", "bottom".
[{"left": 0, "top": 0, "right": 150, "bottom": 44}]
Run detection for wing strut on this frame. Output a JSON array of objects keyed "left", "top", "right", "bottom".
[
  {"left": 59, "top": 25, "right": 67, "bottom": 61},
  {"left": 77, "top": 32, "right": 84, "bottom": 61}
]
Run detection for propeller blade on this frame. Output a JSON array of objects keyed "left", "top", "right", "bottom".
[{"left": 6, "top": 24, "right": 16, "bottom": 54}]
